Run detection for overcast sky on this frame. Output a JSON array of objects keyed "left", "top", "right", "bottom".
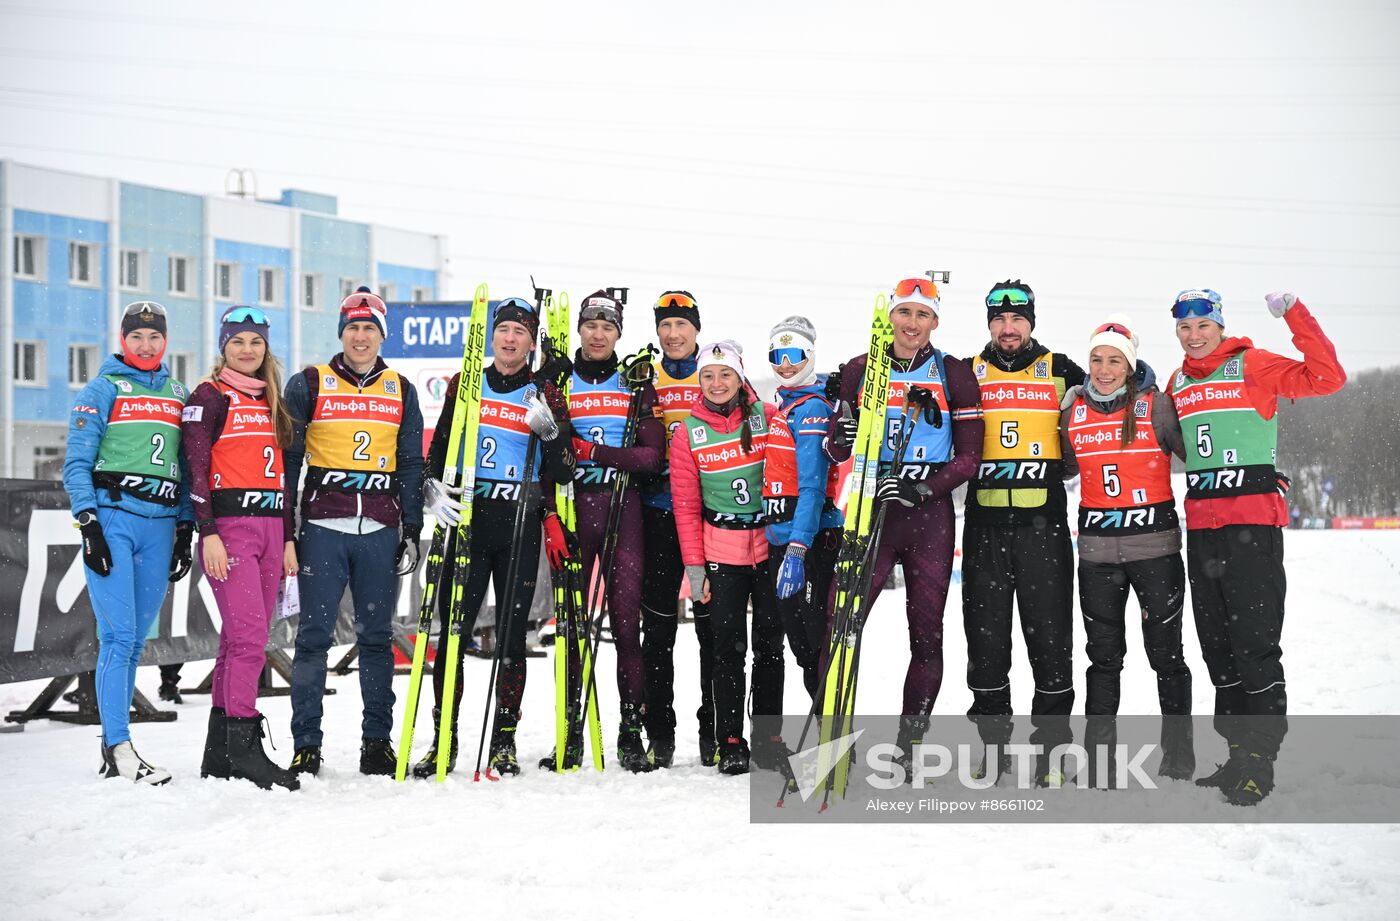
[{"left": 2, "top": 0, "right": 1397, "bottom": 385}]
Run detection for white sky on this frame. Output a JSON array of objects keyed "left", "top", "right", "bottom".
[{"left": 2, "top": 0, "right": 1397, "bottom": 386}]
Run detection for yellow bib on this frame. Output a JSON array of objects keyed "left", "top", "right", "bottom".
[{"left": 305, "top": 364, "right": 404, "bottom": 476}]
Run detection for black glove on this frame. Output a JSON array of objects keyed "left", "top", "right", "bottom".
[
  {"left": 824, "top": 366, "right": 843, "bottom": 404},
  {"left": 875, "top": 476, "right": 930, "bottom": 508},
  {"left": 535, "top": 350, "right": 573, "bottom": 390},
  {"left": 905, "top": 385, "right": 942, "bottom": 427},
  {"left": 169, "top": 522, "right": 194, "bottom": 582},
  {"left": 621, "top": 345, "right": 657, "bottom": 389},
  {"left": 828, "top": 404, "right": 859, "bottom": 454},
  {"left": 77, "top": 512, "right": 112, "bottom": 577},
  {"left": 394, "top": 528, "right": 422, "bottom": 576}
]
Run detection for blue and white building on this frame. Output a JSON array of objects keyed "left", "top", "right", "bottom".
[{"left": 0, "top": 160, "right": 447, "bottom": 478}]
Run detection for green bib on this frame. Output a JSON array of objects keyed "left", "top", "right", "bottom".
[
  {"left": 686, "top": 407, "right": 769, "bottom": 528},
  {"left": 1170, "top": 354, "right": 1278, "bottom": 499},
  {"left": 93, "top": 374, "right": 188, "bottom": 506}
]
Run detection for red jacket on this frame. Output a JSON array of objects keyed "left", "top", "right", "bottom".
[
  {"left": 671, "top": 387, "right": 778, "bottom": 568},
  {"left": 1176, "top": 300, "right": 1346, "bottom": 529}
]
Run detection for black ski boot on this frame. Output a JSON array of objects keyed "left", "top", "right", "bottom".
[
  {"left": 617, "top": 704, "right": 654, "bottom": 774},
  {"left": 750, "top": 734, "right": 790, "bottom": 771},
  {"left": 972, "top": 745, "right": 1013, "bottom": 785},
  {"left": 893, "top": 715, "right": 930, "bottom": 786},
  {"left": 413, "top": 709, "right": 458, "bottom": 779},
  {"left": 1158, "top": 716, "right": 1196, "bottom": 781},
  {"left": 158, "top": 678, "right": 182, "bottom": 704},
  {"left": 539, "top": 716, "right": 584, "bottom": 772},
  {"left": 1224, "top": 752, "right": 1275, "bottom": 807},
  {"left": 290, "top": 746, "right": 322, "bottom": 777},
  {"left": 717, "top": 736, "right": 751, "bottom": 776},
  {"left": 646, "top": 737, "right": 676, "bottom": 769},
  {"left": 200, "top": 707, "right": 230, "bottom": 780},
  {"left": 1196, "top": 744, "right": 1245, "bottom": 790},
  {"left": 488, "top": 708, "right": 521, "bottom": 777},
  {"left": 699, "top": 728, "right": 719, "bottom": 767},
  {"left": 359, "top": 738, "right": 397, "bottom": 776},
  {"left": 226, "top": 716, "right": 300, "bottom": 791}
]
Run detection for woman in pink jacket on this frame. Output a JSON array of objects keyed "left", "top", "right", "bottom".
[{"left": 670, "top": 340, "right": 782, "bottom": 775}]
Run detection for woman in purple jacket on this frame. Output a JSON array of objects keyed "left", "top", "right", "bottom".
[{"left": 181, "top": 307, "right": 299, "bottom": 791}]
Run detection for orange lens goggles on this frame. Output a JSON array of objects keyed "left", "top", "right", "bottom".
[
  {"left": 1093, "top": 321, "right": 1133, "bottom": 338},
  {"left": 656, "top": 292, "right": 697, "bottom": 310},
  {"left": 893, "top": 277, "right": 938, "bottom": 299}
]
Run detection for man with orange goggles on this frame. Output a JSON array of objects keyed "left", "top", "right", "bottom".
[
  {"left": 961, "top": 279, "right": 1086, "bottom": 787},
  {"left": 824, "top": 275, "right": 984, "bottom": 775},
  {"left": 639, "top": 290, "right": 717, "bottom": 768}
]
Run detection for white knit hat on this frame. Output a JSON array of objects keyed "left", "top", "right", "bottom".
[
  {"left": 697, "top": 339, "right": 745, "bottom": 378},
  {"left": 1087, "top": 313, "right": 1139, "bottom": 369},
  {"left": 768, "top": 316, "right": 817, "bottom": 388}
]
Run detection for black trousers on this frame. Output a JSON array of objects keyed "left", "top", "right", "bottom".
[
  {"left": 1187, "top": 525, "right": 1287, "bottom": 757},
  {"left": 962, "top": 518, "right": 1075, "bottom": 747},
  {"left": 640, "top": 505, "right": 715, "bottom": 744},
  {"left": 767, "top": 528, "right": 840, "bottom": 701},
  {"left": 1079, "top": 554, "right": 1192, "bottom": 716},
  {"left": 706, "top": 559, "right": 783, "bottom": 745}
]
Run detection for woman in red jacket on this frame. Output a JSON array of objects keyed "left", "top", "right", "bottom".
[
  {"left": 1169, "top": 289, "right": 1345, "bottom": 806},
  {"left": 669, "top": 340, "right": 782, "bottom": 775},
  {"left": 181, "top": 306, "right": 300, "bottom": 791}
]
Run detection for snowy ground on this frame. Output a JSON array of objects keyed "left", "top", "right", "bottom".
[{"left": 3, "top": 530, "right": 1399, "bottom": 920}]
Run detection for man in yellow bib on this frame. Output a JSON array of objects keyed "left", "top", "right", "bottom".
[
  {"left": 963, "top": 280, "right": 1086, "bottom": 786},
  {"left": 283, "top": 288, "right": 425, "bottom": 778}
]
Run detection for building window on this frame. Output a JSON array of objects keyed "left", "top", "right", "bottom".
[
  {"left": 68, "top": 241, "right": 98, "bottom": 286},
  {"left": 340, "top": 278, "right": 363, "bottom": 301},
  {"left": 13, "top": 341, "right": 45, "bottom": 385},
  {"left": 169, "top": 352, "right": 196, "bottom": 385},
  {"left": 258, "top": 268, "right": 281, "bottom": 306},
  {"left": 68, "top": 344, "right": 99, "bottom": 387},
  {"left": 214, "top": 261, "right": 235, "bottom": 299},
  {"left": 33, "top": 445, "right": 64, "bottom": 481},
  {"left": 13, "top": 235, "right": 43, "bottom": 280},
  {"left": 411, "top": 286, "right": 432, "bottom": 302},
  {"left": 301, "top": 273, "right": 323, "bottom": 310},
  {"left": 377, "top": 283, "right": 395, "bottom": 302},
  {"left": 119, "top": 249, "right": 146, "bottom": 290},
  {"left": 168, "top": 256, "right": 191, "bottom": 295}
]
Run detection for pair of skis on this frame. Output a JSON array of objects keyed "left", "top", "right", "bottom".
[{"left": 396, "top": 284, "right": 490, "bottom": 782}]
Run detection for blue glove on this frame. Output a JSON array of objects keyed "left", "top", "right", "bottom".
[{"left": 775, "top": 545, "right": 807, "bottom": 600}]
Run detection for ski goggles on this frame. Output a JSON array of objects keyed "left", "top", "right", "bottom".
[
  {"left": 893, "top": 277, "right": 939, "bottom": 299},
  {"left": 655, "top": 292, "right": 697, "bottom": 310},
  {"left": 985, "top": 286, "right": 1031, "bottom": 309},
  {"left": 1171, "top": 297, "right": 1220, "bottom": 320},
  {"left": 768, "top": 347, "right": 809, "bottom": 366},
  {"left": 123, "top": 300, "right": 167, "bottom": 318},
  {"left": 497, "top": 296, "right": 537, "bottom": 314},
  {"left": 579, "top": 296, "right": 622, "bottom": 326},
  {"left": 221, "top": 305, "right": 270, "bottom": 326},
  {"left": 1092, "top": 320, "right": 1133, "bottom": 338}
]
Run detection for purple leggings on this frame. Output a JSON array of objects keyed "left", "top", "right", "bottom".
[
  {"left": 574, "top": 488, "right": 645, "bottom": 707},
  {"left": 202, "top": 517, "right": 284, "bottom": 718},
  {"left": 824, "top": 496, "right": 956, "bottom": 716}
]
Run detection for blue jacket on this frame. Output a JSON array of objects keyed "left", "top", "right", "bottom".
[
  {"left": 63, "top": 354, "right": 195, "bottom": 521},
  {"left": 766, "top": 375, "right": 843, "bottom": 548}
]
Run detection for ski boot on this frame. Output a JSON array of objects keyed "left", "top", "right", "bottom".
[
  {"left": 1195, "top": 744, "right": 1245, "bottom": 790},
  {"left": 226, "top": 715, "right": 300, "bottom": 791},
  {"left": 289, "top": 745, "right": 322, "bottom": 777},
  {"left": 1158, "top": 716, "right": 1196, "bottom": 781},
  {"left": 200, "top": 707, "right": 230, "bottom": 780},
  {"left": 616, "top": 704, "right": 654, "bottom": 774},
  {"left": 488, "top": 708, "right": 521, "bottom": 777},
  {"left": 102, "top": 741, "right": 172, "bottom": 786},
  {"left": 539, "top": 716, "right": 584, "bottom": 772},
  {"left": 699, "top": 728, "right": 720, "bottom": 767},
  {"left": 1224, "top": 752, "right": 1275, "bottom": 807},
  {"left": 646, "top": 737, "right": 676, "bottom": 769},
  {"left": 359, "top": 738, "right": 397, "bottom": 776},
  {"left": 893, "top": 715, "right": 931, "bottom": 786},
  {"left": 414, "top": 709, "right": 459, "bottom": 779},
  {"left": 158, "top": 673, "right": 183, "bottom": 705},
  {"left": 717, "top": 736, "right": 751, "bottom": 776},
  {"left": 971, "top": 745, "right": 1013, "bottom": 785},
  {"left": 1034, "top": 751, "right": 1071, "bottom": 789}
]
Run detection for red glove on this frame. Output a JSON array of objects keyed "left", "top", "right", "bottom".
[
  {"left": 543, "top": 512, "right": 571, "bottom": 568},
  {"left": 571, "top": 437, "right": 596, "bottom": 462}
]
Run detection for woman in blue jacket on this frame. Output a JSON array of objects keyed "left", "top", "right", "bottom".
[{"left": 63, "top": 301, "right": 195, "bottom": 785}]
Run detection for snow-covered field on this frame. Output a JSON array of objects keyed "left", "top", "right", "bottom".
[{"left": 3, "top": 530, "right": 1399, "bottom": 920}]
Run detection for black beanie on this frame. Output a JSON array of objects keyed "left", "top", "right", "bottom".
[
  {"left": 985, "top": 279, "right": 1036, "bottom": 327},
  {"left": 653, "top": 290, "right": 701, "bottom": 332},
  {"left": 120, "top": 301, "right": 167, "bottom": 337}
]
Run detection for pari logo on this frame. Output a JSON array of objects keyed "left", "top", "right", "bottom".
[
  {"left": 120, "top": 475, "right": 177, "bottom": 501},
  {"left": 979, "top": 460, "right": 1048, "bottom": 481}
]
